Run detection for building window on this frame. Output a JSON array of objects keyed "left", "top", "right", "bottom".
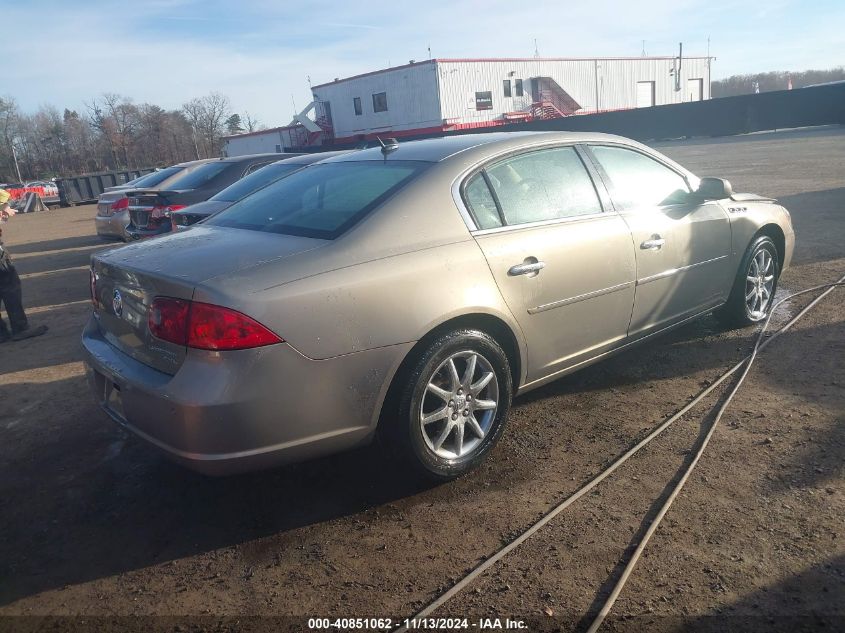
[
  {"left": 503, "top": 79, "right": 512, "bottom": 97},
  {"left": 372, "top": 92, "right": 388, "bottom": 113},
  {"left": 275, "top": 144, "right": 282, "bottom": 153},
  {"left": 514, "top": 79, "right": 524, "bottom": 97},
  {"left": 353, "top": 97, "right": 363, "bottom": 115},
  {"left": 475, "top": 91, "right": 493, "bottom": 111}
]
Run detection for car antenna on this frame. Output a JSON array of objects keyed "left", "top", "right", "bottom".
[{"left": 377, "top": 136, "right": 399, "bottom": 159}]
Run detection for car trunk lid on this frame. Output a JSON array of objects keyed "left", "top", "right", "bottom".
[
  {"left": 91, "top": 227, "right": 327, "bottom": 373},
  {"left": 126, "top": 189, "right": 180, "bottom": 229},
  {"left": 92, "top": 261, "right": 194, "bottom": 375},
  {"left": 97, "top": 191, "right": 127, "bottom": 217}
]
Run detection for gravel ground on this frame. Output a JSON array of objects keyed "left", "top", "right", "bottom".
[{"left": 0, "top": 126, "right": 843, "bottom": 633}]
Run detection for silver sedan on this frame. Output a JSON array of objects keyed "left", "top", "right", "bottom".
[{"left": 83, "top": 132, "right": 794, "bottom": 479}]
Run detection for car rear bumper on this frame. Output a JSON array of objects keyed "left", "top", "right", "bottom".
[
  {"left": 82, "top": 315, "right": 411, "bottom": 475},
  {"left": 125, "top": 223, "right": 172, "bottom": 241},
  {"left": 95, "top": 212, "right": 129, "bottom": 240}
]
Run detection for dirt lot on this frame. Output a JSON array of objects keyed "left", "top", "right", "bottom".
[{"left": 1, "top": 127, "right": 843, "bottom": 633}]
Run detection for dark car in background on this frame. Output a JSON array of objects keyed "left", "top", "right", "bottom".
[
  {"left": 124, "top": 154, "right": 282, "bottom": 241},
  {"left": 95, "top": 161, "right": 212, "bottom": 241},
  {"left": 171, "top": 151, "right": 352, "bottom": 230}
]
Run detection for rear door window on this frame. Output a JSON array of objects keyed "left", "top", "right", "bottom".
[
  {"left": 206, "top": 161, "right": 427, "bottom": 239},
  {"left": 463, "top": 173, "right": 502, "bottom": 229},
  {"left": 485, "top": 146, "right": 603, "bottom": 225}
]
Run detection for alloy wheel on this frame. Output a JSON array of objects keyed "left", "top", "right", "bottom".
[
  {"left": 745, "top": 248, "right": 775, "bottom": 320},
  {"left": 418, "top": 350, "right": 499, "bottom": 460}
]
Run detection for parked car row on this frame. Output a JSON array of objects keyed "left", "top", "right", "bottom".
[
  {"left": 84, "top": 131, "right": 795, "bottom": 480},
  {"left": 170, "top": 152, "right": 350, "bottom": 230},
  {"left": 96, "top": 152, "right": 360, "bottom": 241}
]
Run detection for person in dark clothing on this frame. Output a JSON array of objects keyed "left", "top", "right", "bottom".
[{"left": 0, "top": 191, "right": 48, "bottom": 343}]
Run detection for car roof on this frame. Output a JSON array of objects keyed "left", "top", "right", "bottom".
[
  {"left": 325, "top": 131, "right": 633, "bottom": 163},
  {"left": 213, "top": 153, "right": 288, "bottom": 164},
  {"left": 268, "top": 150, "right": 353, "bottom": 166},
  {"left": 173, "top": 159, "right": 215, "bottom": 167}
]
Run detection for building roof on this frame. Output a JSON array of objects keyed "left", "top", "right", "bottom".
[
  {"left": 311, "top": 56, "right": 711, "bottom": 90},
  {"left": 222, "top": 125, "right": 299, "bottom": 141}
]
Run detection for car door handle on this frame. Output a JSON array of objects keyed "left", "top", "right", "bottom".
[
  {"left": 508, "top": 260, "right": 546, "bottom": 276},
  {"left": 640, "top": 236, "right": 666, "bottom": 250}
]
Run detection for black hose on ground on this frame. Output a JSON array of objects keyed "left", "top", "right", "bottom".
[{"left": 395, "top": 275, "right": 845, "bottom": 633}]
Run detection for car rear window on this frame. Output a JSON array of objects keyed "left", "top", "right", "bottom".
[
  {"left": 206, "top": 161, "right": 427, "bottom": 239},
  {"left": 129, "top": 166, "right": 184, "bottom": 188},
  {"left": 211, "top": 163, "right": 304, "bottom": 202},
  {"left": 161, "top": 162, "right": 230, "bottom": 190}
]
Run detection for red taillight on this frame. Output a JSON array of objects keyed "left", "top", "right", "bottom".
[
  {"left": 148, "top": 298, "right": 283, "bottom": 351},
  {"left": 188, "top": 302, "right": 283, "bottom": 350},
  {"left": 111, "top": 197, "right": 129, "bottom": 212},
  {"left": 148, "top": 297, "right": 190, "bottom": 345}
]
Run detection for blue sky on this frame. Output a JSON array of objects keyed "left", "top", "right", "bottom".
[{"left": 4, "top": 0, "right": 844, "bottom": 126}]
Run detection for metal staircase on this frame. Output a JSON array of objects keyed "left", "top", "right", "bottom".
[{"left": 528, "top": 77, "right": 582, "bottom": 120}]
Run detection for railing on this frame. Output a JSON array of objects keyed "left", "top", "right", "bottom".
[
  {"left": 532, "top": 77, "right": 582, "bottom": 118},
  {"left": 315, "top": 116, "right": 334, "bottom": 140},
  {"left": 530, "top": 101, "right": 567, "bottom": 120}
]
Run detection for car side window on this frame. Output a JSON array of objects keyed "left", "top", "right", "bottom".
[
  {"left": 590, "top": 145, "right": 692, "bottom": 210},
  {"left": 485, "top": 147, "right": 603, "bottom": 225},
  {"left": 463, "top": 173, "right": 503, "bottom": 230}
]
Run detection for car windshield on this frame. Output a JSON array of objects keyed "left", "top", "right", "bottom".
[
  {"left": 161, "top": 162, "right": 230, "bottom": 190},
  {"left": 206, "top": 161, "right": 427, "bottom": 239},
  {"left": 129, "top": 166, "right": 184, "bottom": 188},
  {"left": 211, "top": 163, "right": 304, "bottom": 202}
]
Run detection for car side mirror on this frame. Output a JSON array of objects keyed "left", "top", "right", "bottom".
[{"left": 696, "top": 177, "right": 733, "bottom": 200}]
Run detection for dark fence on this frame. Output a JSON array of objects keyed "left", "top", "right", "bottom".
[
  {"left": 56, "top": 167, "right": 157, "bottom": 206},
  {"left": 496, "top": 82, "right": 845, "bottom": 141},
  {"left": 316, "top": 83, "right": 845, "bottom": 150}
]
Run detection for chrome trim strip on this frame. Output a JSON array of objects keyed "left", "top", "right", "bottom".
[
  {"left": 636, "top": 255, "right": 728, "bottom": 286},
  {"left": 517, "top": 301, "right": 724, "bottom": 394},
  {"left": 527, "top": 281, "right": 634, "bottom": 315}
]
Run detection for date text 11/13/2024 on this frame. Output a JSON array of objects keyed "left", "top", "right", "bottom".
[{"left": 307, "top": 618, "right": 528, "bottom": 630}]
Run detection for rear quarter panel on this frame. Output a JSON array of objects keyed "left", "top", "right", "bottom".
[{"left": 195, "top": 239, "right": 524, "bottom": 363}]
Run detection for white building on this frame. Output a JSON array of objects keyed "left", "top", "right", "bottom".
[
  {"left": 311, "top": 56, "right": 711, "bottom": 143},
  {"left": 222, "top": 124, "right": 317, "bottom": 157},
  {"left": 222, "top": 55, "right": 711, "bottom": 154}
]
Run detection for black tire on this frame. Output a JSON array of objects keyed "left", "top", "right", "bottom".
[
  {"left": 716, "top": 235, "right": 780, "bottom": 328},
  {"left": 385, "top": 329, "right": 513, "bottom": 481}
]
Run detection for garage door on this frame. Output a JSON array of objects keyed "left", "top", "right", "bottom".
[{"left": 687, "top": 78, "right": 704, "bottom": 101}]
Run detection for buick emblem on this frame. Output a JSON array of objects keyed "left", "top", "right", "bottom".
[{"left": 112, "top": 289, "right": 123, "bottom": 317}]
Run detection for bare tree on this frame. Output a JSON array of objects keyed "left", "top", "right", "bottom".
[
  {"left": 181, "top": 92, "right": 231, "bottom": 158},
  {"left": 0, "top": 96, "right": 20, "bottom": 180},
  {"left": 242, "top": 111, "right": 264, "bottom": 133}
]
